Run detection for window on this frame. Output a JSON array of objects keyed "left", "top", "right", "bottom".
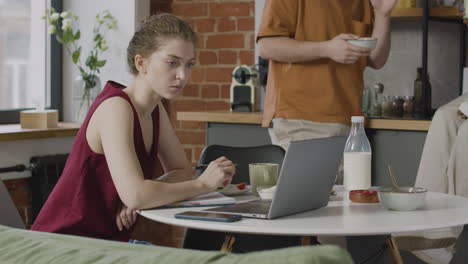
[{"left": 0, "top": 0, "right": 62, "bottom": 124}]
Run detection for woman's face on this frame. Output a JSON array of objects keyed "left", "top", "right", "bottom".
[{"left": 142, "top": 38, "right": 195, "bottom": 100}]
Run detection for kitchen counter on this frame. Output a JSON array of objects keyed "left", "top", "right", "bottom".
[
  {"left": 177, "top": 111, "right": 431, "bottom": 187},
  {"left": 177, "top": 111, "right": 431, "bottom": 131}
]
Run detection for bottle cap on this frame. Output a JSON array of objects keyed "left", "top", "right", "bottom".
[{"left": 351, "top": 116, "right": 365, "bottom": 123}]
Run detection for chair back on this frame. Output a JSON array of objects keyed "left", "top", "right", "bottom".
[
  {"left": 0, "top": 180, "right": 25, "bottom": 229},
  {"left": 197, "top": 144, "right": 285, "bottom": 184}
]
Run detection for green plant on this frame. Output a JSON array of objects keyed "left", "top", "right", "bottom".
[{"left": 43, "top": 8, "right": 117, "bottom": 112}]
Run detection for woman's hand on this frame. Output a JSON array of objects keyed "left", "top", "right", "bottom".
[
  {"left": 197, "top": 156, "right": 236, "bottom": 191},
  {"left": 325, "top": 34, "right": 371, "bottom": 64},
  {"left": 371, "top": 0, "right": 398, "bottom": 17},
  {"left": 116, "top": 201, "right": 137, "bottom": 231},
  {"left": 457, "top": 110, "right": 468, "bottom": 120}
]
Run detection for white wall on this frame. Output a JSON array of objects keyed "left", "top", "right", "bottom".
[
  {"left": 364, "top": 20, "right": 463, "bottom": 108},
  {"left": 63, "top": 0, "right": 150, "bottom": 121},
  {"left": 0, "top": 138, "right": 74, "bottom": 180},
  {"left": 0, "top": 0, "right": 149, "bottom": 180}
]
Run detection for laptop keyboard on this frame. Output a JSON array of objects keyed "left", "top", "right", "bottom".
[{"left": 207, "top": 200, "right": 271, "bottom": 215}]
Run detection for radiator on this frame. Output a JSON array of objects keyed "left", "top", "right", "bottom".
[
  {"left": 29, "top": 154, "right": 68, "bottom": 220},
  {"left": 0, "top": 154, "right": 68, "bottom": 222}
]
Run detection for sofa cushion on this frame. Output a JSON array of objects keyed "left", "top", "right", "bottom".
[{"left": 0, "top": 225, "right": 352, "bottom": 264}]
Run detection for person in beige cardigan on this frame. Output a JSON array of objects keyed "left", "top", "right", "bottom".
[
  {"left": 416, "top": 93, "right": 468, "bottom": 197},
  {"left": 396, "top": 93, "right": 468, "bottom": 263}
]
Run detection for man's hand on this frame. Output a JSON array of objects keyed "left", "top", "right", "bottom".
[
  {"left": 371, "top": 0, "right": 398, "bottom": 17},
  {"left": 116, "top": 202, "right": 137, "bottom": 231},
  {"left": 324, "top": 34, "right": 371, "bottom": 64}
]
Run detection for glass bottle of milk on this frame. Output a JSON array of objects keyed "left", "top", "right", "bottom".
[{"left": 343, "top": 116, "right": 372, "bottom": 191}]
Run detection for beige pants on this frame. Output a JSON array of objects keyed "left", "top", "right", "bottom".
[
  {"left": 268, "top": 118, "right": 350, "bottom": 249},
  {"left": 415, "top": 93, "right": 468, "bottom": 197},
  {"left": 268, "top": 118, "right": 350, "bottom": 184}
]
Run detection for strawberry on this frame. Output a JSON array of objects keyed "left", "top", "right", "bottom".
[{"left": 236, "top": 182, "right": 246, "bottom": 190}]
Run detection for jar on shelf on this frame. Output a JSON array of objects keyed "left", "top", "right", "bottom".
[
  {"left": 381, "top": 96, "right": 393, "bottom": 118},
  {"left": 403, "top": 96, "right": 415, "bottom": 118},
  {"left": 392, "top": 96, "right": 404, "bottom": 118}
]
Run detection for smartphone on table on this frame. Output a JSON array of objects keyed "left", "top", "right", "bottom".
[{"left": 175, "top": 211, "right": 242, "bottom": 222}]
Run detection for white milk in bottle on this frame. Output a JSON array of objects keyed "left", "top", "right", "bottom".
[{"left": 343, "top": 116, "right": 372, "bottom": 190}]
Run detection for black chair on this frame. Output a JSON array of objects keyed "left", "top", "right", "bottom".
[
  {"left": 184, "top": 144, "right": 305, "bottom": 253},
  {"left": 0, "top": 180, "right": 25, "bottom": 229},
  {"left": 195, "top": 144, "right": 285, "bottom": 184}
]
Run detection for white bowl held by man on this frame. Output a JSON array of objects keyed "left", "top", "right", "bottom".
[{"left": 347, "top": 37, "right": 378, "bottom": 50}]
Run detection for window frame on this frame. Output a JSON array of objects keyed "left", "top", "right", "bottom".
[{"left": 0, "top": 0, "right": 63, "bottom": 124}]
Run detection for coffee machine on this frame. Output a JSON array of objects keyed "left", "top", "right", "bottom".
[{"left": 230, "top": 65, "right": 261, "bottom": 112}]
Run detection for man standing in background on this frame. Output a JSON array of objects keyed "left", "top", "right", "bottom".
[
  {"left": 256, "top": 0, "right": 396, "bottom": 254},
  {"left": 257, "top": 0, "right": 395, "bottom": 169}
]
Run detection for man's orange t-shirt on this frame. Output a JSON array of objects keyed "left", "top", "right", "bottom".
[{"left": 257, "top": 0, "right": 374, "bottom": 127}]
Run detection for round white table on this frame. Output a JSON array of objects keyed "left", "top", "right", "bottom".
[{"left": 139, "top": 186, "right": 468, "bottom": 237}]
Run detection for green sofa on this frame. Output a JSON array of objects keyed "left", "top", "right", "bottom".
[{"left": 0, "top": 225, "right": 352, "bottom": 264}]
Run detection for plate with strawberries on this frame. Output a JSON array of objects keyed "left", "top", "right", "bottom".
[
  {"left": 349, "top": 189, "right": 380, "bottom": 203},
  {"left": 218, "top": 182, "right": 251, "bottom": 196}
]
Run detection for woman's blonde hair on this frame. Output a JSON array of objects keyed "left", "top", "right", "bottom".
[{"left": 127, "top": 13, "right": 197, "bottom": 75}]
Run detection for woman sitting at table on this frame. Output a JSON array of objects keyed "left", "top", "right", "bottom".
[{"left": 31, "top": 13, "right": 236, "bottom": 242}]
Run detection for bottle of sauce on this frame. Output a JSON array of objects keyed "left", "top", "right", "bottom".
[
  {"left": 343, "top": 116, "right": 372, "bottom": 191},
  {"left": 413, "top": 68, "right": 432, "bottom": 119}
]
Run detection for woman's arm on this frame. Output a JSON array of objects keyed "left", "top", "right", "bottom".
[
  {"left": 92, "top": 98, "right": 234, "bottom": 210},
  {"left": 154, "top": 102, "right": 193, "bottom": 183}
]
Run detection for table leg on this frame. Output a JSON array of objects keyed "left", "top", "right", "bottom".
[
  {"left": 385, "top": 236, "right": 403, "bottom": 264},
  {"left": 220, "top": 235, "right": 236, "bottom": 252}
]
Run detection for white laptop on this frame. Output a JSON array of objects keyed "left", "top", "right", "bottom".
[{"left": 205, "top": 136, "right": 347, "bottom": 219}]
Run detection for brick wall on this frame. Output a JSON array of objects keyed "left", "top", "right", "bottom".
[{"left": 170, "top": 0, "right": 255, "bottom": 166}]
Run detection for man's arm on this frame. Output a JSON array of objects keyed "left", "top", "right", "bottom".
[
  {"left": 258, "top": 37, "right": 327, "bottom": 63},
  {"left": 368, "top": 0, "right": 398, "bottom": 69},
  {"left": 258, "top": 34, "right": 371, "bottom": 64}
]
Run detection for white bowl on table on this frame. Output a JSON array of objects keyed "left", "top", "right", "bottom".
[
  {"left": 257, "top": 185, "right": 277, "bottom": 200},
  {"left": 377, "top": 187, "right": 427, "bottom": 211}
]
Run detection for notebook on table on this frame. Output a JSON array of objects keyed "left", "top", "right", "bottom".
[
  {"left": 204, "top": 136, "right": 347, "bottom": 219},
  {"left": 164, "top": 192, "right": 235, "bottom": 208}
]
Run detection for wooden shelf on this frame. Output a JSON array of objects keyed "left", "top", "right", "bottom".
[
  {"left": 430, "top": 7, "right": 464, "bottom": 18},
  {"left": 391, "top": 7, "right": 464, "bottom": 19},
  {"left": 0, "top": 122, "right": 80, "bottom": 141},
  {"left": 177, "top": 111, "right": 432, "bottom": 131},
  {"left": 391, "top": 8, "right": 422, "bottom": 18}
]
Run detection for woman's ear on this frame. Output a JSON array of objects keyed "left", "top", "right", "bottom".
[{"left": 134, "top": 55, "right": 147, "bottom": 74}]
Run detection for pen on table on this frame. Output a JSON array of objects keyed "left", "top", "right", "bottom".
[{"left": 193, "top": 164, "right": 237, "bottom": 170}]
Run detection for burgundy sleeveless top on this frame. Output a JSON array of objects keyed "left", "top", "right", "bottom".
[{"left": 31, "top": 81, "right": 160, "bottom": 241}]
